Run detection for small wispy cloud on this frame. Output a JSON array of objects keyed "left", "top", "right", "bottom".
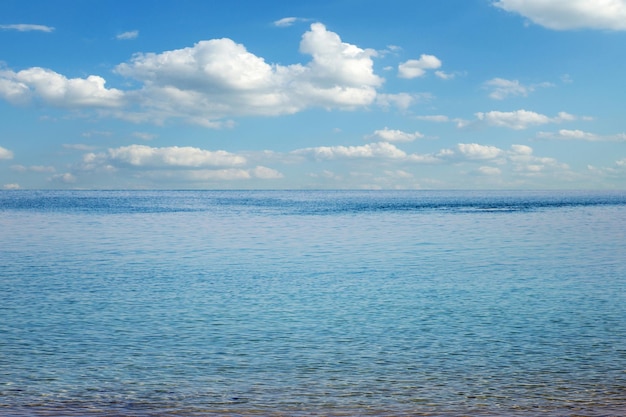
[
  {"left": 133, "top": 132, "right": 157, "bottom": 141},
  {"left": 273, "top": 17, "right": 308, "bottom": 27},
  {"left": 0, "top": 24, "right": 54, "bottom": 32},
  {"left": 537, "top": 129, "right": 626, "bottom": 142},
  {"left": 416, "top": 115, "right": 450, "bottom": 123},
  {"left": 483, "top": 78, "right": 554, "bottom": 100},
  {"left": 116, "top": 30, "right": 139, "bottom": 40},
  {"left": 63, "top": 144, "right": 98, "bottom": 151},
  {"left": 435, "top": 70, "right": 455, "bottom": 80},
  {"left": 81, "top": 130, "right": 113, "bottom": 138}
]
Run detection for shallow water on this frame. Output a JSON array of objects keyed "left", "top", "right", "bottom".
[{"left": 1, "top": 190, "right": 625, "bottom": 416}]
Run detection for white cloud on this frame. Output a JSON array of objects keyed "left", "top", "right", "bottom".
[
  {"left": 3, "top": 183, "right": 20, "bottom": 190},
  {"left": 456, "top": 143, "right": 504, "bottom": 160},
  {"left": 0, "top": 73, "right": 31, "bottom": 105},
  {"left": 293, "top": 142, "right": 441, "bottom": 164},
  {"left": 507, "top": 144, "right": 568, "bottom": 174},
  {"left": 416, "top": 115, "right": 450, "bottom": 122},
  {"left": 483, "top": 78, "right": 554, "bottom": 99},
  {"left": 11, "top": 164, "right": 55, "bottom": 173},
  {"left": 475, "top": 109, "right": 575, "bottom": 129},
  {"left": 63, "top": 143, "right": 98, "bottom": 151},
  {"left": 0, "top": 67, "right": 125, "bottom": 108},
  {"left": 436, "top": 143, "right": 568, "bottom": 177},
  {"left": 367, "top": 127, "right": 424, "bottom": 142},
  {"left": 251, "top": 165, "right": 284, "bottom": 179},
  {"left": 476, "top": 110, "right": 546, "bottom": 129},
  {"left": 434, "top": 70, "right": 454, "bottom": 80},
  {"left": 49, "top": 173, "right": 77, "bottom": 183},
  {"left": 82, "top": 130, "right": 112, "bottom": 138},
  {"left": 587, "top": 158, "right": 626, "bottom": 179},
  {"left": 77, "top": 145, "right": 284, "bottom": 183},
  {"left": 376, "top": 92, "right": 425, "bottom": 110},
  {"left": 116, "top": 30, "right": 139, "bottom": 40},
  {"left": 537, "top": 129, "right": 626, "bottom": 142},
  {"left": 293, "top": 142, "right": 408, "bottom": 160},
  {"left": 299, "top": 23, "right": 382, "bottom": 92},
  {"left": 510, "top": 144, "right": 533, "bottom": 155},
  {"left": 0, "top": 146, "right": 14, "bottom": 159},
  {"left": 477, "top": 166, "right": 502, "bottom": 176},
  {"left": 484, "top": 78, "right": 527, "bottom": 99},
  {"left": 111, "top": 23, "right": 382, "bottom": 125},
  {"left": 384, "top": 169, "right": 413, "bottom": 179},
  {"left": 273, "top": 17, "right": 309, "bottom": 27},
  {"left": 180, "top": 169, "right": 252, "bottom": 181},
  {"left": 106, "top": 145, "right": 246, "bottom": 168},
  {"left": 398, "top": 54, "right": 442, "bottom": 78},
  {"left": 132, "top": 132, "right": 157, "bottom": 141},
  {"left": 493, "top": 0, "right": 626, "bottom": 31},
  {"left": 555, "top": 111, "right": 576, "bottom": 122},
  {"left": 0, "top": 23, "right": 388, "bottom": 127},
  {"left": 0, "top": 24, "right": 54, "bottom": 32}
]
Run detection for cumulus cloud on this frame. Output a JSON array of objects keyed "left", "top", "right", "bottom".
[
  {"left": 116, "top": 30, "right": 139, "bottom": 40},
  {"left": 251, "top": 165, "right": 284, "bottom": 179},
  {"left": 293, "top": 142, "right": 408, "bottom": 160},
  {"left": 493, "top": 0, "right": 626, "bottom": 31},
  {"left": 0, "top": 146, "right": 14, "bottom": 159},
  {"left": 367, "top": 127, "right": 424, "bottom": 142},
  {"left": 507, "top": 144, "right": 568, "bottom": 174},
  {"left": 104, "top": 145, "right": 246, "bottom": 168},
  {"left": 537, "top": 129, "right": 626, "bottom": 142},
  {"left": 0, "top": 23, "right": 389, "bottom": 127},
  {"left": 110, "top": 23, "right": 382, "bottom": 125},
  {"left": 475, "top": 109, "right": 576, "bottom": 129},
  {"left": 3, "top": 183, "right": 20, "bottom": 190},
  {"left": 77, "top": 145, "right": 283, "bottom": 183},
  {"left": 299, "top": 23, "right": 382, "bottom": 92},
  {"left": 172, "top": 167, "right": 282, "bottom": 181},
  {"left": 456, "top": 143, "right": 504, "bottom": 160},
  {"left": 0, "top": 24, "right": 54, "bottom": 32},
  {"left": 437, "top": 142, "right": 568, "bottom": 178},
  {"left": 0, "top": 67, "right": 125, "bottom": 107},
  {"left": 292, "top": 142, "right": 441, "bottom": 164},
  {"left": 398, "top": 54, "right": 442, "bottom": 78},
  {"left": 510, "top": 144, "right": 533, "bottom": 155}
]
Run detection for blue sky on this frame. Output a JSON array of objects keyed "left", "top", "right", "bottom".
[{"left": 1, "top": 0, "right": 625, "bottom": 190}]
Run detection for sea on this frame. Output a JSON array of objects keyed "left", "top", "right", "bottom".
[{"left": 1, "top": 190, "right": 625, "bottom": 417}]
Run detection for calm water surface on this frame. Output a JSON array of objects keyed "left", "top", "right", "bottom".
[{"left": 1, "top": 190, "right": 625, "bottom": 416}]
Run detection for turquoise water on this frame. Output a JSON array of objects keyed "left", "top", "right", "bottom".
[{"left": 1, "top": 190, "right": 625, "bottom": 416}]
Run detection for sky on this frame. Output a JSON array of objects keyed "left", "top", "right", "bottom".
[{"left": 1, "top": 0, "right": 625, "bottom": 190}]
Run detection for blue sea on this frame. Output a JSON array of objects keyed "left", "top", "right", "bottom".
[{"left": 1, "top": 190, "right": 625, "bottom": 417}]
